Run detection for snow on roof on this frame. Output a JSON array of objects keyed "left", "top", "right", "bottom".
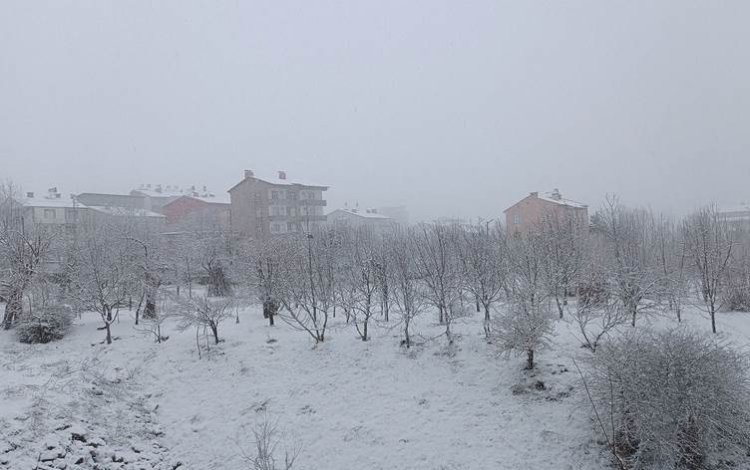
[
  {"left": 19, "top": 196, "right": 82, "bottom": 209},
  {"left": 192, "top": 195, "right": 231, "bottom": 205},
  {"left": 537, "top": 191, "right": 588, "bottom": 209},
  {"left": 329, "top": 208, "right": 392, "bottom": 220},
  {"left": 88, "top": 206, "right": 165, "bottom": 218},
  {"left": 719, "top": 204, "right": 750, "bottom": 214},
  {"left": 132, "top": 188, "right": 185, "bottom": 198},
  {"left": 230, "top": 172, "right": 328, "bottom": 191}
]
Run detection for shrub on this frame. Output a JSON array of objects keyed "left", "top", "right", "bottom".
[
  {"left": 722, "top": 275, "right": 750, "bottom": 312},
  {"left": 16, "top": 305, "right": 73, "bottom": 344},
  {"left": 589, "top": 329, "right": 750, "bottom": 469}
]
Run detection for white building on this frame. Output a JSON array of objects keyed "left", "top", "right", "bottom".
[
  {"left": 327, "top": 207, "right": 396, "bottom": 232},
  {"left": 720, "top": 204, "right": 750, "bottom": 226}
]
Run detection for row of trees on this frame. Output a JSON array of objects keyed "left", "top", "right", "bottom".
[{"left": 2, "top": 186, "right": 750, "bottom": 360}]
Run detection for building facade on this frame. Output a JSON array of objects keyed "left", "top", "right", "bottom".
[
  {"left": 504, "top": 189, "right": 589, "bottom": 235},
  {"left": 161, "top": 195, "right": 230, "bottom": 230},
  {"left": 228, "top": 170, "right": 328, "bottom": 238}
]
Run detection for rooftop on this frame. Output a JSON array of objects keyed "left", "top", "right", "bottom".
[
  {"left": 230, "top": 170, "right": 328, "bottom": 191},
  {"left": 88, "top": 205, "right": 165, "bottom": 218},
  {"left": 19, "top": 196, "right": 82, "bottom": 209},
  {"left": 329, "top": 208, "right": 391, "bottom": 219},
  {"left": 537, "top": 191, "right": 588, "bottom": 209}
]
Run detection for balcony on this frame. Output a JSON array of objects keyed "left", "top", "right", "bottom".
[
  {"left": 295, "top": 199, "right": 327, "bottom": 207},
  {"left": 268, "top": 214, "right": 326, "bottom": 222}
]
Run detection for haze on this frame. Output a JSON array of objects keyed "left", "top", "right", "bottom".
[{"left": 2, "top": 1, "right": 749, "bottom": 221}]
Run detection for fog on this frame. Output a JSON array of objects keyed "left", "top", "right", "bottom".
[{"left": 2, "top": 1, "right": 749, "bottom": 221}]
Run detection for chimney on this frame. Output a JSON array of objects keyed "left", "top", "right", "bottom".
[
  {"left": 278, "top": 170, "right": 287, "bottom": 180},
  {"left": 244, "top": 169, "right": 254, "bottom": 179},
  {"left": 551, "top": 188, "right": 562, "bottom": 200},
  {"left": 26, "top": 191, "right": 34, "bottom": 198},
  {"left": 530, "top": 191, "right": 539, "bottom": 197}
]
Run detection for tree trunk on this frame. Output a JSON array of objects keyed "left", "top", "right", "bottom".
[
  {"left": 210, "top": 322, "right": 219, "bottom": 344},
  {"left": 525, "top": 349, "right": 534, "bottom": 370},
  {"left": 105, "top": 306, "right": 113, "bottom": 345},
  {"left": 143, "top": 290, "right": 157, "bottom": 320},
  {"left": 483, "top": 304, "right": 491, "bottom": 338},
  {"left": 3, "top": 289, "right": 23, "bottom": 329}
]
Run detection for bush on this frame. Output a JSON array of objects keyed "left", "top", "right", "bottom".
[
  {"left": 722, "top": 280, "right": 750, "bottom": 312},
  {"left": 16, "top": 305, "right": 73, "bottom": 344},
  {"left": 590, "top": 329, "right": 750, "bottom": 469}
]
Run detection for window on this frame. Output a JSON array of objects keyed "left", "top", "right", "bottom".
[
  {"left": 287, "top": 222, "right": 295, "bottom": 232},
  {"left": 270, "top": 190, "right": 279, "bottom": 201},
  {"left": 271, "top": 223, "right": 281, "bottom": 233},
  {"left": 513, "top": 213, "right": 521, "bottom": 225},
  {"left": 44, "top": 209, "right": 56, "bottom": 219},
  {"left": 255, "top": 208, "right": 263, "bottom": 217}
]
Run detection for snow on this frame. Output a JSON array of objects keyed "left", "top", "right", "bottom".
[
  {"left": 18, "top": 196, "right": 82, "bottom": 209},
  {"left": 537, "top": 192, "right": 588, "bottom": 209},
  {"left": 246, "top": 172, "right": 328, "bottom": 189},
  {"left": 87, "top": 205, "right": 166, "bottom": 218},
  {"left": 192, "top": 195, "right": 231, "bottom": 205},
  {"left": 328, "top": 208, "right": 393, "bottom": 220},
  {"left": 2, "top": 303, "right": 749, "bottom": 469}
]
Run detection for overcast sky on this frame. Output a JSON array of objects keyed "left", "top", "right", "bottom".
[{"left": 2, "top": 1, "right": 749, "bottom": 221}]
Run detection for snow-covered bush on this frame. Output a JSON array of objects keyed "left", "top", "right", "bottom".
[
  {"left": 16, "top": 305, "right": 73, "bottom": 344},
  {"left": 589, "top": 329, "right": 750, "bottom": 469},
  {"left": 493, "top": 296, "right": 554, "bottom": 370}
]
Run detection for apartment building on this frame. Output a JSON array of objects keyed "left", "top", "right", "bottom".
[
  {"left": 228, "top": 170, "right": 328, "bottom": 237},
  {"left": 504, "top": 189, "right": 589, "bottom": 235}
]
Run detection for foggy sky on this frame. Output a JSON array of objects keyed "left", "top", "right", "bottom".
[{"left": 2, "top": 1, "right": 749, "bottom": 222}]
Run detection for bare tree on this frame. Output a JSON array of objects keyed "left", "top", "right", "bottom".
[
  {"left": 494, "top": 233, "right": 554, "bottom": 370},
  {"left": 654, "top": 215, "right": 689, "bottom": 322},
  {"left": 593, "top": 196, "right": 663, "bottom": 327},
  {"left": 338, "top": 226, "right": 380, "bottom": 341},
  {"left": 682, "top": 205, "right": 735, "bottom": 333},
  {"left": 571, "top": 294, "right": 627, "bottom": 353},
  {"left": 388, "top": 227, "right": 425, "bottom": 348},
  {"left": 413, "top": 223, "right": 462, "bottom": 343},
  {"left": 69, "top": 223, "right": 135, "bottom": 344},
  {"left": 0, "top": 183, "right": 56, "bottom": 329},
  {"left": 537, "top": 211, "right": 587, "bottom": 318},
  {"left": 278, "top": 230, "right": 339, "bottom": 343},
  {"left": 241, "top": 416, "right": 301, "bottom": 470},
  {"left": 171, "top": 293, "right": 233, "bottom": 346},
  {"left": 457, "top": 222, "right": 506, "bottom": 337}
]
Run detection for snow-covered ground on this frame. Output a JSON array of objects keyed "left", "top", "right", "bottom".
[{"left": 2, "top": 304, "right": 748, "bottom": 470}]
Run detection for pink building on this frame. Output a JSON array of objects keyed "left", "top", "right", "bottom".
[{"left": 504, "top": 189, "right": 588, "bottom": 235}]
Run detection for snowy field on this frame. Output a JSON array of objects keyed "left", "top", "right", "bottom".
[{"left": 2, "top": 304, "right": 749, "bottom": 470}]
